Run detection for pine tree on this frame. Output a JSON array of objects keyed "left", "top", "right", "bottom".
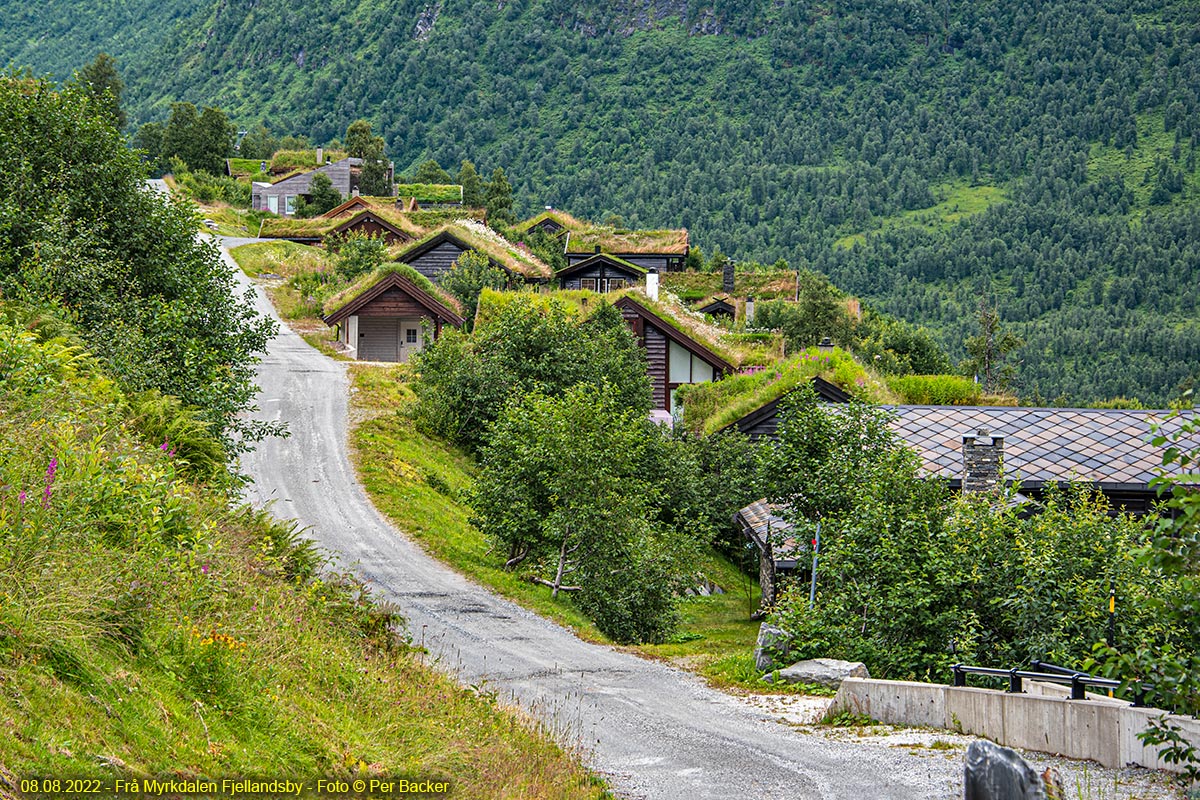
[
  {"left": 485, "top": 166, "right": 514, "bottom": 226},
  {"left": 458, "top": 160, "right": 484, "bottom": 207},
  {"left": 74, "top": 52, "right": 125, "bottom": 131}
]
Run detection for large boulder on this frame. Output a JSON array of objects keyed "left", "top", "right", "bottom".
[
  {"left": 963, "top": 740, "right": 1046, "bottom": 800},
  {"left": 753, "top": 623, "right": 794, "bottom": 672},
  {"left": 761, "top": 657, "right": 870, "bottom": 688}
]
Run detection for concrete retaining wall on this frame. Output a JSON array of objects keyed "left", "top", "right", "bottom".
[{"left": 832, "top": 678, "right": 1200, "bottom": 771}]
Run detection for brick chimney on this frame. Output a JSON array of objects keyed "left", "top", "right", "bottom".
[
  {"left": 722, "top": 261, "right": 735, "bottom": 294},
  {"left": 962, "top": 427, "right": 1004, "bottom": 493}
]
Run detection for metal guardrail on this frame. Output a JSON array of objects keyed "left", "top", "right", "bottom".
[{"left": 951, "top": 661, "right": 1126, "bottom": 701}]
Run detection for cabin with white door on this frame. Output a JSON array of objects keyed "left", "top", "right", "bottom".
[{"left": 322, "top": 266, "right": 465, "bottom": 362}]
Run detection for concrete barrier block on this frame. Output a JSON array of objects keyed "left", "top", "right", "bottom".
[
  {"left": 1119, "top": 706, "right": 1168, "bottom": 770},
  {"left": 835, "top": 679, "right": 947, "bottom": 729},
  {"left": 946, "top": 687, "right": 1009, "bottom": 741},
  {"left": 1002, "top": 693, "right": 1067, "bottom": 756},
  {"left": 1063, "top": 699, "right": 1121, "bottom": 768}
]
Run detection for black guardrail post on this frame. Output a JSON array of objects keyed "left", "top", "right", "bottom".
[
  {"left": 1008, "top": 669, "right": 1023, "bottom": 694},
  {"left": 952, "top": 664, "right": 966, "bottom": 687},
  {"left": 1070, "top": 674, "right": 1086, "bottom": 700}
]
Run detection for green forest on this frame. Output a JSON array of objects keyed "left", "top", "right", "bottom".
[{"left": 3, "top": 0, "right": 1200, "bottom": 403}]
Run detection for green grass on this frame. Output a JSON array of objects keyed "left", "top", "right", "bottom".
[
  {"left": 225, "top": 157, "right": 269, "bottom": 178},
  {"left": 393, "top": 183, "right": 463, "bottom": 204},
  {"left": 199, "top": 205, "right": 271, "bottom": 237},
  {"left": 229, "top": 240, "right": 331, "bottom": 278},
  {"left": 0, "top": 317, "right": 605, "bottom": 799},
  {"left": 1086, "top": 110, "right": 1200, "bottom": 212},
  {"left": 834, "top": 180, "right": 1008, "bottom": 249}
]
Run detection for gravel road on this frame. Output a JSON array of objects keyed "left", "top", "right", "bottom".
[{"left": 227, "top": 243, "right": 962, "bottom": 799}]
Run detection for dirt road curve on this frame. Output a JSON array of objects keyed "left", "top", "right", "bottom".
[{"left": 228, "top": 244, "right": 958, "bottom": 799}]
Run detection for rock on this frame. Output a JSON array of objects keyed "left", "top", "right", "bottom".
[
  {"left": 963, "top": 740, "right": 1046, "bottom": 800},
  {"left": 754, "top": 623, "right": 794, "bottom": 672},
  {"left": 761, "top": 658, "right": 869, "bottom": 688}
]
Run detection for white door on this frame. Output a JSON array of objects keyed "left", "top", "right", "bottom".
[{"left": 398, "top": 321, "right": 424, "bottom": 363}]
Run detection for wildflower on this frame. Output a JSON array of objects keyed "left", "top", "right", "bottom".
[
  {"left": 42, "top": 457, "right": 58, "bottom": 508},
  {"left": 17, "top": 491, "right": 26, "bottom": 506},
  {"left": 201, "top": 564, "right": 209, "bottom": 575},
  {"left": 160, "top": 439, "right": 170, "bottom": 452}
]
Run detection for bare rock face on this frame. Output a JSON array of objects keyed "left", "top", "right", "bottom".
[
  {"left": 761, "top": 658, "right": 870, "bottom": 688},
  {"left": 963, "top": 740, "right": 1046, "bottom": 800},
  {"left": 753, "top": 623, "right": 794, "bottom": 672}
]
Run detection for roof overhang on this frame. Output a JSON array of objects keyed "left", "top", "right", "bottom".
[{"left": 323, "top": 271, "right": 465, "bottom": 328}]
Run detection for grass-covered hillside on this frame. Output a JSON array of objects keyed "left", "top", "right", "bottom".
[{"left": 0, "top": 313, "right": 603, "bottom": 796}]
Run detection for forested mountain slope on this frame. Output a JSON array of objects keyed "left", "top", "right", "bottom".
[{"left": 4, "top": 0, "right": 1200, "bottom": 404}]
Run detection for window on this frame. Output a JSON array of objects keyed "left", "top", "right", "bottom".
[
  {"left": 406, "top": 328, "right": 418, "bottom": 344},
  {"left": 606, "top": 279, "right": 627, "bottom": 292},
  {"left": 267, "top": 195, "right": 279, "bottom": 214},
  {"left": 581, "top": 278, "right": 598, "bottom": 291},
  {"left": 284, "top": 195, "right": 296, "bottom": 215}
]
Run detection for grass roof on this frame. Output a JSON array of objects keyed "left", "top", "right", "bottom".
[
  {"left": 474, "top": 287, "right": 600, "bottom": 328},
  {"left": 676, "top": 348, "right": 899, "bottom": 436},
  {"left": 617, "top": 288, "right": 782, "bottom": 367},
  {"left": 565, "top": 226, "right": 689, "bottom": 255},
  {"left": 662, "top": 270, "right": 812, "bottom": 302},
  {"left": 393, "top": 184, "right": 463, "bottom": 204},
  {"left": 322, "top": 263, "right": 462, "bottom": 319},
  {"left": 259, "top": 216, "right": 343, "bottom": 238},
  {"left": 400, "top": 221, "right": 551, "bottom": 280},
  {"left": 512, "top": 209, "right": 590, "bottom": 234}
]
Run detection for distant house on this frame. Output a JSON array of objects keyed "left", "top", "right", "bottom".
[
  {"left": 251, "top": 157, "right": 396, "bottom": 216},
  {"left": 322, "top": 266, "right": 464, "bottom": 362},
  {"left": 565, "top": 226, "right": 689, "bottom": 273},
  {"left": 259, "top": 205, "right": 418, "bottom": 246},
  {"left": 613, "top": 294, "right": 733, "bottom": 412},
  {"left": 733, "top": 499, "right": 800, "bottom": 612},
  {"left": 696, "top": 295, "right": 736, "bottom": 321},
  {"left": 513, "top": 209, "right": 589, "bottom": 237},
  {"left": 393, "top": 221, "right": 551, "bottom": 285},
  {"left": 556, "top": 253, "right": 646, "bottom": 292}
]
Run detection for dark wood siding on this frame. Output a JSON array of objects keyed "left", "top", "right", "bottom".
[
  {"left": 644, "top": 324, "right": 669, "bottom": 410},
  {"left": 558, "top": 262, "right": 641, "bottom": 291},
  {"left": 408, "top": 241, "right": 468, "bottom": 282},
  {"left": 567, "top": 252, "right": 684, "bottom": 273},
  {"left": 738, "top": 413, "right": 780, "bottom": 440},
  {"left": 342, "top": 216, "right": 410, "bottom": 246},
  {"left": 355, "top": 288, "right": 429, "bottom": 317}
]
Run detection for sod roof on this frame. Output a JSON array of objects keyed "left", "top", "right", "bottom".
[
  {"left": 396, "top": 220, "right": 551, "bottom": 280},
  {"left": 512, "top": 209, "right": 590, "bottom": 235},
  {"left": 564, "top": 226, "right": 689, "bottom": 255},
  {"left": 675, "top": 349, "right": 898, "bottom": 436},
  {"left": 322, "top": 263, "right": 463, "bottom": 321},
  {"left": 393, "top": 184, "right": 463, "bottom": 204}
]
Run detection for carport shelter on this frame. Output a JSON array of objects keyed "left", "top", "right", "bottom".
[{"left": 323, "top": 265, "right": 464, "bottom": 362}]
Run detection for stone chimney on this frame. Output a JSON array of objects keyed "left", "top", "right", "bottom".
[
  {"left": 722, "top": 261, "right": 735, "bottom": 294},
  {"left": 316, "top": 146, "right": 323, "bottom": 164},
  {"left": 744, "top": 296, "right": 755, "bottom": 325},
  {"left": 962, "top": 427, "right": 1004, "bottom": 493},
  {"left": 646, "top": 268, "right": 659, "bottom": 302}
]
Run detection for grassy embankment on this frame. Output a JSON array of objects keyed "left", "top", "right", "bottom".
[
  {"left": 347, "top": 365, "right": 819, "bottom": 694},
  {"left": 0, "top": 315, "right": 605, "bottom": 798}
]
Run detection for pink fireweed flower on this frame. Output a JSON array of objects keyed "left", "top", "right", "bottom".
[
  {"left": 18, "top": 491, "right": 27, "bottom": 506},
  {"left": 160, "top": 440, "right": 170, "bottom": 451},
  {"left": 42, "top": 457, "right": 57, "bottom": 508}
]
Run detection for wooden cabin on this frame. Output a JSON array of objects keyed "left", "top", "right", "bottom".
[
  {"left": 696, "top": 296, "right": 736, "bottom": 321},
  {"left": 251, "top": 157, "right": 395, "bottom": 216},
  {"left": 564, "top": 227, "right": 689, "bottom": 273},
  {"left": 393, "top": 223, "right": 551, "bottom": 285},
  {"left": 613, "top": 295, "right": 733, "bottom": 413},
  {"left": 322, "top": 269, "right": 464, "bottom": 362},
  {"left": 556, "top": 253, "right": 646, "bottom": 292}
]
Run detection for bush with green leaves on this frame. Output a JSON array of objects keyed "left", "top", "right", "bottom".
[
  {"left": 0, "top": 77, "right": 277, "bottom": 461},
  {"left": 471, "top": 383, "right": 697, "bottom": 643},
  {"left": 413, "top": 294, "right": 650, "bottom": 451},
  {"left": 766, "top": 385, "right": 1165, "bottom": 680},
  {"left": 439, "top": 251, "right": 508, "bottom": 330},
  {"left": 325, "top": 230, "right": 388, "bottom": 281},
  {"left": 1094, "top": 404, "right": 1200, "bottom": 780}
]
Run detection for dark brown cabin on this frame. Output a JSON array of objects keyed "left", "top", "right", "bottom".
[
  {"left": 323, "top": 271, "right": 464, "bottom": 362},
  {"left": 331, "top": 212, "right": 412, "bottom": 246},
  {"left": 556, "top": 253, "right": 646, "bottom": 292},
  {"left": 696, "top": 297, "right": 736, "bottom": 321},
  {"left": 613, "top": 295, "right": 733, "bottom": 413}
]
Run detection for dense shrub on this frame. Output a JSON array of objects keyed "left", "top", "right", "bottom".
[{"left": 887, "top": 373, "right": 983, "bottom": 405}]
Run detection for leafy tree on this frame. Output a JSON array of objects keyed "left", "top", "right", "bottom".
[
  {"left": 160, "top": 102, "right": 234, "bottom": 175},
  {"left": 472, "top": 383, "right": 693, "bottom": 643},
  {"left": 133, "top": 120, "right": 167, "bottom": 176},
  {"left": 238, "top": 123, "right": 278, "bottom": 160},
  {"left": 73, "top": 52, "right": 125, "bottom": 130},
  {"left": 413, "top": 158, "right": 452, "bottom": 184},
  {"left": 457, "top": 159, "right": 484, "bottom": 207},
  {"left": 1096, "top": 404, "right": 1200, "bottom": 780},
  {"left": 344, "top": 119, "right": 382, "bottom": 159},
  {"left": 439, "top": 251, "right": 508, "bottom": 331},
  {"left": 305, "top": 172, "right": 343, "bottom": 216},
  {"left": 755, "top": 271, "right": 853, "bottom": 348},
  {"left": 347, "top": 120, "right": 392, "bottom": 196},
  {"left": 325, "top": 231, "right": 387, "bottom": 280},
  {"left": 0, "top": 75, "right": 277, "bottom": 459},
  {"left": 485, "top": 166, "right": 514, "bottom": 226},
  {"left": 962, "top": 298, "right": 1024, "bottom": 393},
  {"left": 413, "top": 295, "right": 650, "bottom": 451}
]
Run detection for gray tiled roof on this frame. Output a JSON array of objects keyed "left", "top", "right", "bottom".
[{"left": 887, "top": 406, "right": 1197, "bottom": 487}]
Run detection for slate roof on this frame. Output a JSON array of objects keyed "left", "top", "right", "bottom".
[
  {"left": 733, "top": 499, "right": 802, "bottom": 568},
  {"left": 888, "top": 405, "right": 1197, "bottom": 488}
]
